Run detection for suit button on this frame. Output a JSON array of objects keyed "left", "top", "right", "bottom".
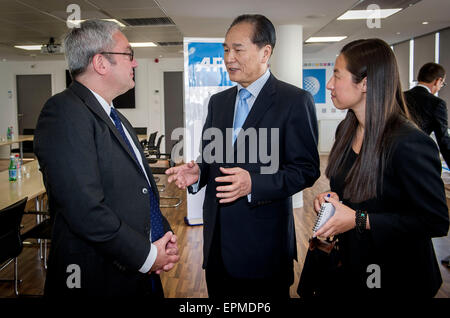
[{"left": 142, "top": 187, "right": 148, "bottom": 194}]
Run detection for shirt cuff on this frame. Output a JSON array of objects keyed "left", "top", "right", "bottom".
[
  {"left": 247, "top": 194, "right": 252, "bottom": 202},
  {"left": 138, "top": 243, "right": 157, "bottom": 274},
  {"left": 190, "top": 169, "right": 202, "bottom": 193}
]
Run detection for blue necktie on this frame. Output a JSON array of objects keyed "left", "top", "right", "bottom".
[
  {"left": 110, "top": 107, "right": 164, "bottom": 242},
  {"left": 233, "top": 88, "right": 252, "bottom": 144}
]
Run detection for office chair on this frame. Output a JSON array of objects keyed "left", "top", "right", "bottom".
[
  {"left": 140, "top": 131, "right": 156, "bottom": 150},
  {"left": 21, "top": 209, "right": 53, "bottom": 270},
  {"left": 142, "top": 132, "right": 158, "bottom": 162},
  {"left": 133, "top": 127, "right": 147, "bottom": 135},
  {"left": 147, "top": 132, "right": 157, "bottom": 150},
  {"left": 0, "top": 197, "right": 28, "bottom": 296},
  {"left": 147, "top": 135, "right": 172, "bottom": 161}
]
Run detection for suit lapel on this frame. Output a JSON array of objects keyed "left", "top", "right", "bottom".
[
  {"left": 69, "top": 81, "right": 143, "bottom": 172},
  {"left": 219, "top": 86, "right": 238, "bottom": 161},
  {"left": 120, "top": 115, "right": 160, "bottom": 199},
  {"left": 222, "top": 86, "right": 238, "bottom": 130},
  {"left": 233, "top": 74, "right": 276, "bottom": 152}
]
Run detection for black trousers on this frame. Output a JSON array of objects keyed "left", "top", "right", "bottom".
[{"left": 205, "top": 216, "right": 292, "bottom": 299}]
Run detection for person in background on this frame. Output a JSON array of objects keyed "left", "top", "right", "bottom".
[
  {"left": 404, "top": 62, "right": 450, "bottom": 166},
  {"left": 304, "top": 39, "right": 449, "bottom": 297},
  {"left": 34, "top": 19, "right": 179, "bottom": 297}
]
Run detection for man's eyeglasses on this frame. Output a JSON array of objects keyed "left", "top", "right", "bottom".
[
  {"left": 442, "top": 81, "right": 447, "bottom": 88},
  {"left": 100, "top": 49, "right": 134, "bottom": 61}
]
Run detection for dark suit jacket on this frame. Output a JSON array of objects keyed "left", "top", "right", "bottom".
[
  {"left": 34, "top": 81, "right": 171, "bottom": 297},
  {"left": 195, "top": 74, "right": 320, "bottom": 280},
  {"left": 329, "top": 121, "right": 449, "bottom": 296},
  {"left": 404, "top": 86, "right": 450, "bottom": 165}
]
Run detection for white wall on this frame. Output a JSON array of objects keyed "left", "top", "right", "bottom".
[{"left": 0, "top": 57, "right": 183, "bottom": 158}]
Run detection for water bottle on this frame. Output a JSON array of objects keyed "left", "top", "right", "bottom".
[
  {"left": 8, "top": 155, "right": 17, "bottom": 181},
  {"left": 10, "top": 126, "right": 14, "bottom": 140},
  {"left": 15, "top": 154, "right": 22, "bottom": 179},
  {"left": 6, "top": 126, "right": 11, "bottom": 140}
]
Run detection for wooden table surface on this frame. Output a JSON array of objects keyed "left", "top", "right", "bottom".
[
  {"left": 0, "top": 160, "right": 45, "bottom": 210},
  {"left": 0, "top": 135, "right": 34, "bottom": 147},
  {"left": 138, "top": 134, "right": 147, "bottom": 142}
]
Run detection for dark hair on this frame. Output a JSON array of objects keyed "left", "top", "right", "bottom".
[
  {"left": 228, "top": 14, "right": 276, "bottom": 52},
  {"left": 325, "top": 38, "right": 410, "bottom": 203},
  {"left": 418, "top": 62, "right": 446, "bottom": 83}
]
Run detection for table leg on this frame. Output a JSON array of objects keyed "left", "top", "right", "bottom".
[{"left": 34, "top": 197, "right": 43, "bottom": 259}]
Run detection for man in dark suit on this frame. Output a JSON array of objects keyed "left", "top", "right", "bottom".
[
  {"left": 405, "top": 63, "right": 450, "bottom": 269},
  {"left": 34, "top": 20, "right": 179, "bottom": 297},
  {"left": 166, "top": 14, "right": 320, "bottom": 298},
  {"left": 404, "top": 62, "right": 450, "bottom": 166}
]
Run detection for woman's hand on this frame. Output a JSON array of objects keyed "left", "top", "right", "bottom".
[
  {"left": 314, "top": 191, "right": 339, "bottom": 214},
  {"left": 314, "top": 196, "right": 356, "bottom": 238}
]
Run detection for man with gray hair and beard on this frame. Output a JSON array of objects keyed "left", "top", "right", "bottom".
[{"left": 34, "top": 19, "right": 179, "bottom": 297}]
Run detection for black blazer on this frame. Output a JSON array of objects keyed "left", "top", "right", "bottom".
[
  {"left": 330, "top": 121, "right": 449, "bottom": 296},
  {"left": 404, "top": 86, "right": 450, "bottom": 166},
  {"left": 34, "top": 81, "right": 171, "bottom": 297},
  {"left": 195, "top": 74, "right": 320, "bottom": 279}
]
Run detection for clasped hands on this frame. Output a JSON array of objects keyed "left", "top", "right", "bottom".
[
  {"left": 313, "top": 191, "right": 356, "bottom": 238},
  {"left": 150, "top": 231, "right": 180, "bottom": 275},
  {"left": 166, "top": 161, "right": 252, "bottom": 203}
]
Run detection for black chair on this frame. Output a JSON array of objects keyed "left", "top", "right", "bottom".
[
  {"left": 0, "top": 197, "right": 28, "bottom": 296},
  {"left": 21, "top": 210, "right": 53, "bottom": 270},
  {"left": 148, "top": 135, "right": 172, "bottom": 160},
  {"left": 148, "top": 131, "right": 158, "bottom": 147},
  {"left": 140, "top": 131, "right": 157, "bottom": 153},
  {"left": 153, "top": 135, "right": 165, "bottom": 158},
  {"left": 147, "top": 132, "right": 158, "bottom": 151},
  {"left": 133, "top": 127, "right": 147, "bottom": 135}
]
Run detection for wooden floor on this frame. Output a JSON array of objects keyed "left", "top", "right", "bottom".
[{"left": 0, "top": 156, "right": 449, "bottom": 298}]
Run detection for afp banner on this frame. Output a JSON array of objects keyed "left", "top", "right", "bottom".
[
  {"left": 183, "top": 38, "right": 235, "bottom": 225},
  {"left": 188, "top": 42, "right": 233, "bottom": 87}
]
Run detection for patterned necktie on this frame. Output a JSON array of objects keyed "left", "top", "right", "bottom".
[
  {"left": 233, "top": 88, "right": 252, "bottom": 144},
  {"left": 110, "top": 107, "right": 164, "bottom": 242}
]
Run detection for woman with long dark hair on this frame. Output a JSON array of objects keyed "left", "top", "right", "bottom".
[{"left": 309, "top": 38, "right": 449, "bottom": 296}]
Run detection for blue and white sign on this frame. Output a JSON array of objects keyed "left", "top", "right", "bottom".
[
  {"left": 303, "top": 68, "right": 326, "bottom": 104},
  {"left": 183, "top": 38, "right": 236, "bottom": 225},
  {"left": 188, "top": 42, "right": 233, "bottom": 87}
]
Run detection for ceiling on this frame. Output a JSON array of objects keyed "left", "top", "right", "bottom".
[{"left": 0, "top": 0, "right": 449, "bottom": 61}]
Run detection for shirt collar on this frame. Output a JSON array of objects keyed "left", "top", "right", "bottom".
[
  {"left": 417, "top": 83, "right": 431, "bottom": 93},
  {"left": 237, "top": 68, "right": 270, "bottom": 98},
  {"left": 88, "top": 88, "right": 115, "bottom": 116}
]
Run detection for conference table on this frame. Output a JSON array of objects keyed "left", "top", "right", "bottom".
[
  {"left": 138, "top": 134, "right": 147, "bottom": 142},
  {"left": 0, "top": 135, "right": 34, "bottom": 159},
  {"left": 0, "top": 160, "right": 45, "bottom": 211}
]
